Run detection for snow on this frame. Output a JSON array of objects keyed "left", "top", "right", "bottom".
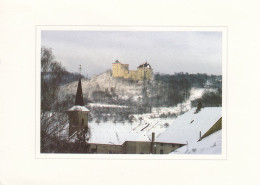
[
  {"left": 151, "top": 88, "right": 205, "bottom": 116},
  {"left": 88, "top": 122, "right": 140, "bottom": 145},
  {"left": 60, "top": 72, "right": 221, "bottom": 146},
  {"left": 156, "top": 107, "right": 222, "bottom": 144},
  {"left": 68, "top": 105, "right": 90, "bottom": 112},
  {"left": 88, "top": 116, "right": 173, "bottom": 145},
  {"left": 171, "top": 130, "right": 222, "bottom": 154},
  {"left": 88, "top": 103, "right": 128, "bottom": 108},
  {"left": 88, "top": 107, "right": 221, "bottom": 146}
]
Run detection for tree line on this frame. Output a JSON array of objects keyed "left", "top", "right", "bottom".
[{"left": 41, "top": 47, "right": 89, "bottom": 153}]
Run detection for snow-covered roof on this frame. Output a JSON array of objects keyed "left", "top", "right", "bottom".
[
  {"left": 68, "top": 105, "right": 90, "bottom": 112},
  {"left": 88, "top": 122, "right": 142, "bottom": 145},
  {"left": 171, "top": 130, "right": 222, "bottom": 154},
  {"left": 138, "top": 62, "right": 152, "bottom": 69},
  {"left": 155, "top": 107, "right": 222, "bottom": 144}
]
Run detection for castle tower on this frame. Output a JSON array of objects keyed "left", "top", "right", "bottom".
[
  {"left": 137, "top": 61, "right": 153, "bottom": 81},
  {"left": 67, "top": 67, "right": 90, "bottom": 136}
]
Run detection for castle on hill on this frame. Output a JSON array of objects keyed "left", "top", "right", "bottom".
[{"left": 112, "top": 60, "right": 153, "bottom": 81}]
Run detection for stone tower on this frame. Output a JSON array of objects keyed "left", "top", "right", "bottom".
[{"left": 67, "top": 77, "right": 90, "bottom": 136}]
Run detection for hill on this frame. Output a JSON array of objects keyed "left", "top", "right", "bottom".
[{"left": 60, "top": 70, "right": 222, "bottom": 109}]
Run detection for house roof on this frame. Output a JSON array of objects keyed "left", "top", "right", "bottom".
[
  {"left": 171, "top": 130, "right": 222, "bottom": 154},
  {"left": 155, "top": 107, "right": 222, "bottom": 144}
]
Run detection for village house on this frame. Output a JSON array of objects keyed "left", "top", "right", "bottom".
[
  {"left": 87, "top": 134, "right": 185, "bottom": 154},
  {"left": 88, "top": 143, "right": 124, "bottom": 154}
]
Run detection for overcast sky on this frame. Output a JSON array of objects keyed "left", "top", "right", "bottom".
[{"left": 41, "top": 31, "right": 222, "bottom": 77}]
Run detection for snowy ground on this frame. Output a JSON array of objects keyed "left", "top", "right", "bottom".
[
  {"left": 171, "top": 130, "right": 222, "bottom": 154},
  {"left": 88, "top": 103, "right": 128, "bottom": 108},
  {"left": 88, "top": 88, "right": 207, "bottom": 145}
]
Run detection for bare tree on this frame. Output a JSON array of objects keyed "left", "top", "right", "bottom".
[
  {"left": 41, "top": 47, "right": 69, "bottom": 152},
  {"left": 41, "top": 47, "right": 66, "bottom": 111},
  {"left": 40, "top": 112, "right": 69, "bottom": 153}
]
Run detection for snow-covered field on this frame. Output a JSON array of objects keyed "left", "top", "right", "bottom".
[{"left": 87, "top": 88, "right": 220, "bottom": 146}]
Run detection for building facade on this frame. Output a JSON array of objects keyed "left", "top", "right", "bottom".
[
  {"left": 88, "top": 143, "right": 124, "bottom": 154},
  {"left": 112, "top": 60, "right": 153, "bottom": 81}
]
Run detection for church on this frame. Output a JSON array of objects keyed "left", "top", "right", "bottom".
[{"left": 66, "top": 74, "right": 90, "bottom": 137}]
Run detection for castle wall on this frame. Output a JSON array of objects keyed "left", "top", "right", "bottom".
[
  {"left": 112, "top": 62, "right": 152, "bottom": 81},
  {"left": 137, "top": 68, "right": 153, "bottom": 81}
]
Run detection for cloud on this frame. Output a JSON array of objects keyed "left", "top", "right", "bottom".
[{"left": 41, "top": 31, "right": 222, "bottom": 76}]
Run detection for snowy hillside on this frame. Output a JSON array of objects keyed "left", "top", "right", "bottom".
[
  {"left": 60, "top": 71, "right": 143, "bottom": 102},
  {"left": 59, "top": 70, "right": 220, "bottom": 108}
]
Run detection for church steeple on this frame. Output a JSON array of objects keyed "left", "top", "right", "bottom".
[
  {"left": 67, "top": 65, "right": 90, "bottom": 137},
  {"left": 75, "top": 65, "right": 84, "bottom": 106},
  {"left": 75, "top": 77, "right": 84, "bottom": 106}
]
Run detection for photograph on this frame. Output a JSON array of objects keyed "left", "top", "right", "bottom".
[
  {"left": 3, "top": 0, "right": 260, "bottom": 184},
  {"left": 40, "top": 30, "right": 223, "bottom": 154}
]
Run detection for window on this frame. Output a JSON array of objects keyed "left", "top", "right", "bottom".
[
  {"left": 160, "top": 150, "right": 163, "bottom": 154},
  {"left": 161, "top": 143, "right": 163, "bottom": 146}
]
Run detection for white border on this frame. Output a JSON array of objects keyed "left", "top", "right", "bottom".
[{"left": 36, "top": 26, "right": 227, "bottom": 160}]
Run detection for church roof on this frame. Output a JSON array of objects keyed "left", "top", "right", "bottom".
[
  {"left": 138, "top": 62, "right": 152, "bottom": 69},
  {"left": 68, "top": 105, "right": 90, "bottom": 112},
  {"left": 75, "top": 77, "right": 84, "bottom": 106}
]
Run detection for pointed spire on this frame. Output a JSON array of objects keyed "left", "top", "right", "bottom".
[
  {"left": 75, "top": 65, "right": 84, "bottom": 106},
  {"left": 75, "top": 77, "right": 84, "bottom": 106}
]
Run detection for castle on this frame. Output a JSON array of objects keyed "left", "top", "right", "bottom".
[{"left": 112, "top": 60, "right": 153, "bottom": 81}]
